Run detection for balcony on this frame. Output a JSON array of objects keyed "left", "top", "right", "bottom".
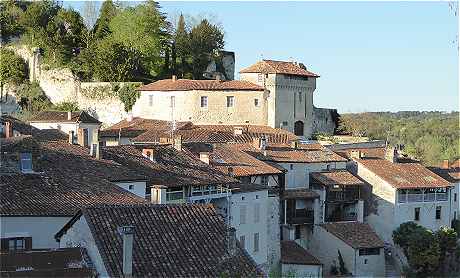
[
  {"left": 187, "top": 185, "right": 230, "bottom": 202},
  {"left": 327, "top": 189, "right": 360, "bottom": 203},
  {"left": 398, "top": 189, "right": 449, "bottom": 203},
  {"left": 286, "top": 209, "right": 314, "bottom": 225}
]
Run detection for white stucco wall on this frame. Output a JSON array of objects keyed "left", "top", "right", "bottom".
[
  {"left": 309, "top": 225, "right": 385, "bottom": 277},
  {"left": 267, "top": 195, "right": 281, "bottom": 269},
  {"left": 0, "top": 216, "right": 70, "bottom": 249},
  {"left": 58, "top": 216, "right": 109, "bottom": 277},
  {"left": 114, "top": 181, "right": 147, "bottom": 199},
  {"left": 280, "top": 161, "right": 347, "bottom": 189},
  {"left": 282, "top": 263, "right": 322, "bottom": 278},
  {"left": 230, "top": 190, "right": 269, "bottom": 269},
  {"left": 132, "top": 89, "right": 267, "bottom": 125}
]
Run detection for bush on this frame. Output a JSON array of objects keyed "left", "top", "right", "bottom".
[
  {"left": 393, "top": 222, "right": 425, "bottom": 254},
  {"left": 15, "top": 81, "right": 52, "bottom": 112},
  {"left": 117, "top": 83, "right": 140, "bottom": 112}
]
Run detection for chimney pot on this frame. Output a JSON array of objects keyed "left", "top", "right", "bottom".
[
  {"left": 67, "top": 111, "right": 72, "bottom": 121},
  {"left": 199, "top": 152, "right": 210, "bottom": 164},
  {"left": 173, "top": 135, "right": 182, "bottom": 151},
  {"left": 350, "top": 150, "right": 362, "bottom": 160},
  {"left": 172, "top": 75, "right": 177, "bottom": 82},
  {"left": 228, "top": 167, "right": 234, "bottom": 177},
  {"left": 442, "top": 159, "right": 450, "bottom": 169},
  {"left": 68, "top": 131, "right": 74, "bottom": 144},
  {"left": 384, "top": 146, "right": 398, "bottom": 163},
  {"left": 216, "top": 74, "right": 221, "bottom": 81},
  {"left": 5, "top": 122, "right": 13, "bottom": 138},
  {"left": 118, "top": 226, "right": 134, "bottom": 278}
]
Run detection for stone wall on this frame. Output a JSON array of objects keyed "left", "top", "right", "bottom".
[
  {"left": 5, "top": 46, "right": 129, "bottom": 126},
  {"left": 312, "top": 107, "right": 339, "bottom": 136}
]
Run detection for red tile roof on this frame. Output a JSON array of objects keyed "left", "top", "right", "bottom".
[
  {"left": 311, "top": 170, "right": 365, "bottom": 187},
  {"left": 28, "top": 111, "right": 101, "bottom": 124},
  {"left": 138, "top": 79, "right": 264, "bottom": 91},
  {"left": 356, "top": 158, "right": 451, "bottom": 189},
  {"left": 100, "top": 118, "right": 192, "bottom": 138},
  {"left": 319, "top": 222, "right": 384, "bottom": 249},
  {"left": 57, "top": 204, "right": 259, "bottom": 277},
  {"left": 335, "top": 147, "right": 386, "bottom": 160},
  {"left": 281, "top": 241, "right": 322, "bottom": 265},
  {"left": 0, "top": 248, "right": 95, "bottom": 277},
  {"left": 239, "top": 60, "right": 319, "bottom": 77}
]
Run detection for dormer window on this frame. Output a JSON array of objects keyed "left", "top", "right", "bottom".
[{"left": 20, "top": 153, "right": 32, "bottom": 173}]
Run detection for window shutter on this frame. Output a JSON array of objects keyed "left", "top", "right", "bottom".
[
  {"left": 254, "top": 203, "right": 260, "bottom": 223},
  {"left": 25, "top": 237, "right": 32, "bottom": 250},
  {"left": 240, "top": 205, "right": 246, "bottom": 224}
]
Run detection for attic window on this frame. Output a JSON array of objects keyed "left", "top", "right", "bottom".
[{"left": 20, "top": 153, "right": 33, "bottom": 173}]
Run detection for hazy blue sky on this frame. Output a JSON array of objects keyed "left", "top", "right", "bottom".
[{"left": 65, "top": 1, "right": 459, "bottom": 113}]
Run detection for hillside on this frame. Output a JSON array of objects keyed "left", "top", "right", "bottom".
[{"left": 338, "top": 111, "right": 459, "bottom": 166}]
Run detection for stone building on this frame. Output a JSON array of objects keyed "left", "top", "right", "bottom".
[{"left": 132, "top": 59, "right": 337, "bottom": 139}]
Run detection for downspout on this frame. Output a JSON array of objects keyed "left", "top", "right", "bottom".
[{"left": 354, "top": 249, "right": 357, "bottom": 276}]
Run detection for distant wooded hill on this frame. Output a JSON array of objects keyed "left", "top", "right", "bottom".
[{"left": 338, "top": 111, "right": 459, "bottom": 166}]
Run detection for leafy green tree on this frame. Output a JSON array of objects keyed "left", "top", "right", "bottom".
[
  {"left": 189, "top": 19, "right": 224, "bottom": 79},
  {"left": 109, "top": 0, "right": 169, "bottom": 78},
  {"left": 0, "top": 48, "right": 27, "bottom": 101},
  {"left": 92, "top": 38, "right": 141, "bottom": 82},
  {"left": 407, "top": 229, "right": 440, "bottom": 276},
  {"left": 93, "top": 0, "right": 118, "bottom": 39},
  {"left": 43, "top": 8, "right": 87, "bottom": 66},
  {"left": 53, "top": 101, "right": 79, "bottom": 112},
  {"left": 436, "top": 227, "right": 458, "bottom": 269},
  {"left": 0, "top": 0, "right": 27, "bottom": 43},
  {"left": 175, "top": 14, "right": 189, "bottom": 77},
  {"left": 15, "top": 81, "right": 52, "bottom": 112},
  {"left": 117, "top": 83, "right": 140, "bottom": 112},
  {"left": 393, "top": 222, "right": 426, "bottom": 254},
  {"left": 19, "top": 0, "right": 59, "bottom": 46}
]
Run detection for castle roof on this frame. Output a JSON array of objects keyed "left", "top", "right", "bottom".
[
  {"left": 239, "top": 60, "right": 319, "bottom": 77},
  {"left": 138, "top": 79, "right": 264, "bottom": 91}
]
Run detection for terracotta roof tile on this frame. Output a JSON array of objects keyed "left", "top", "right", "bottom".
[
  {"left": 319, "top": 222, "right": 384, "bottom": 249},
  {"left": 29, "top": 111, "right": 101, "bottom": 124},
  {"left": 356, "top": 158, "right": 451, "bottom": 189},
  {"left": 334, "top": 147, "right": 386, "bottom": 160},
  {"left": 240, "top": 60, "right": 319, "bottom": 77},
  {"left": 66, "top": 204, "right": 259, "bottom": 277},
  {"left": 311, "top": 170, "right": 365, "bottom": 187},
  {"left": 138, "top": 79, "right": 264, "bottom": 91},
  {"left": 281, "top": 241, "right": 322, "bottom": 265}
]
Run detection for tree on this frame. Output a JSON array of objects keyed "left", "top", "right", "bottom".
[
  {"left": 189, "top": 19, "right": 224, "bottom": 79},
  {"left": 19, "top": 0, "right": 59, "bottom": 46},
  {"left": 0, "top": 0, "right": 27, "bottom": 44},
  {"left": 109, "top": 0, "right": 169, "bottom": 78},
  {"left": 407, "top": 229, "right": 440, "bottom": 275},
  {"left": 93, "top": 0, "right": 117, "bottom": 39},
  {"left": 175, "top": 14, "right": 189, "bottom": 77},
  {"left": 54, "top": 101, "right": 79, "bottom": 112},
  {"left": 393, "top": 222, "right": 426, "bottom": 254},
  {"left": 92, "top": 38, "right": 141, "bottom": 82},
  {"left": 0, "top": 48, "right": 27, "bottom": 101},
  {"left": 436, "top": 227, "right": 458, "bottom": 271},
  {"left": 117, "top": 83, "right": 140, "bottom": 112},
  {"left": 15, "top": 81, "right": 52, "bottom": 112}
]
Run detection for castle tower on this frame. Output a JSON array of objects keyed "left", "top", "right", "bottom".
[{"left": 239, "top": 60, "right": 319, "bottom": 138}]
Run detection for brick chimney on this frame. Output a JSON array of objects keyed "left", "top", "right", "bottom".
[
  {"left": 290, "top": 140, "right": 299, "bottom": 149},
  {"left": 441, "top": 159, "right": 450, "bottom": 169},
  {"left": 118, "top": 226, "right": 135, "bottom": 278},
  {"left": 4, "top": 122, "right": 13, "bottom": 138},
  {"left": 350, "top": 150, "right": 362, "bottom": 160},
  {"left": 68, "top": 131, "right": 74, "bottom": 144},
  {"left": 384, "top": 146, "right": 398, "bottom": 163},
  {"left": 252, "top": 137, "right": 262, "bottom": 150}
]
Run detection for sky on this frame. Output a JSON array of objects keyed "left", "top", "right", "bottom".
[{"left": 64, "top": 1, "right": 459, "bottom": 113}]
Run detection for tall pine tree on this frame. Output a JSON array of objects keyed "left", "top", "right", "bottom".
[
  {"left": 93, "top": 0, "right": 117, "bottom": 39},
  {"left": 175, "top": 14, "right": 189, "bottom": 78}
]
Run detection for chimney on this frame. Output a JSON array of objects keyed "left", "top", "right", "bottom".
[
  {"left": 173, "top": 135, "right": 182, "bottom": 151},
  {"left": 228, "top": 167, "right": 234, "bottom": 177},
  {"left": 290, "top": 140, "right": 299, "bottom": 149},
  {"left": 67, "top": 111, "right": 72, "bottom": 121},
  {"left": 68, "top": 130, "right": 74, "bottom": 144},
  {"left": 199, "top": 152, "right": 210, "bottom": 164},
  {"left": 384, "top": 146, "right": 398, "bottom": 163},
  {"left": 350, "top": 150, "right": 362, "bottom": 160},
  {"left": 227, "top": 227, "right": 237, "bottom": 256},
  {"left": 126, "top": 112, "right": 133, "bottom": 122},
  {"left": 117, "top": 226, "right": 135, "bottom": 278},
  {"left": 216, "top": 74, "right": 221, "bottom": 81},
  {"left": 233, "top": 127, "right": 243, "bottom": 136},
  {"left": 5, "top": 121, "right": 13, "bottom": 138},
  {"left": 442, "top": 159, "right": 450, "bottom": 169},
  {"left": 172, "top": 75, "right": 177, "bottom": 82},
  {"left": 252, "top": 137, "right": 262, "bottom": 150},
  {"left": 142, "top": 148, "right": 154, "bottom": 161}
]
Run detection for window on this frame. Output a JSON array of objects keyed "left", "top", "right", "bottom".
[
  {"left": 290, "top": 164, "right": 294, "bottom": 170},
  {"left": 226, "top": 96, "right": 235, "bottom": 107},
  {"left": 364, "top": 259, "right": 368, "bottom": 264},
  {"left": 253, "top": 233, "right": 259, "bottom": 252},
  {"left": 260, "top": 176, "right": 268, "bottom": 186},
  {"left": 298, "top": 92, "right": 302, "bottom": 102},
  {"left": 254, "top": 203, "right": 260, "bottom": 223},
  {"left": 170, "top": 96, "right": 175, "bottom": 108},
  {"left": 128, "top": 185, "right": 134, "bottom": 190},
  {"left": 282, "top": 121, "right": 288, "bottom": 127},
  {"left": 257, "top": 74, "right": 263, "bottom": 82},
  {"left": 436, "top": 206, "right": 442, "bottom": 220},
  {"left": 240, "top": 205, "right": 247, "bottom": 224},
  {"left": 239, "top": 235, "right": 245, "bottom": 249},
  {"left": 254, "top": 98, "right": 260, "bottom": 107},
  {"left": 20, "top": 153, "right": 32, "bottom": 173},
  {"left": 148, "top": 95, "right": 153, "bottom": 106},
  {"left": 414, "top": 207, "right": 420, "bottom": 221},
  {"left": 6, "top": 238, "right": 27, "bottom": 251},
  {"left": 359, "top": 248, "right": 381, "bottom": 256},
  {"left": 200, "top": 96, "right": 208, "bottom": 108},
  {"left": 166, "top": 187, "right": 183, "bottom": 201},
  {"left": 295, "top": 225, "right": 301, "bottom": 240},
  {"left": 455, "top": 193, "right": 457, "bottom": 202}
]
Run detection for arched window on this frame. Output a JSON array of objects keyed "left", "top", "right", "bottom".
[{"left": 294, "top": 121, "right": 304, "bottom": 136}]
